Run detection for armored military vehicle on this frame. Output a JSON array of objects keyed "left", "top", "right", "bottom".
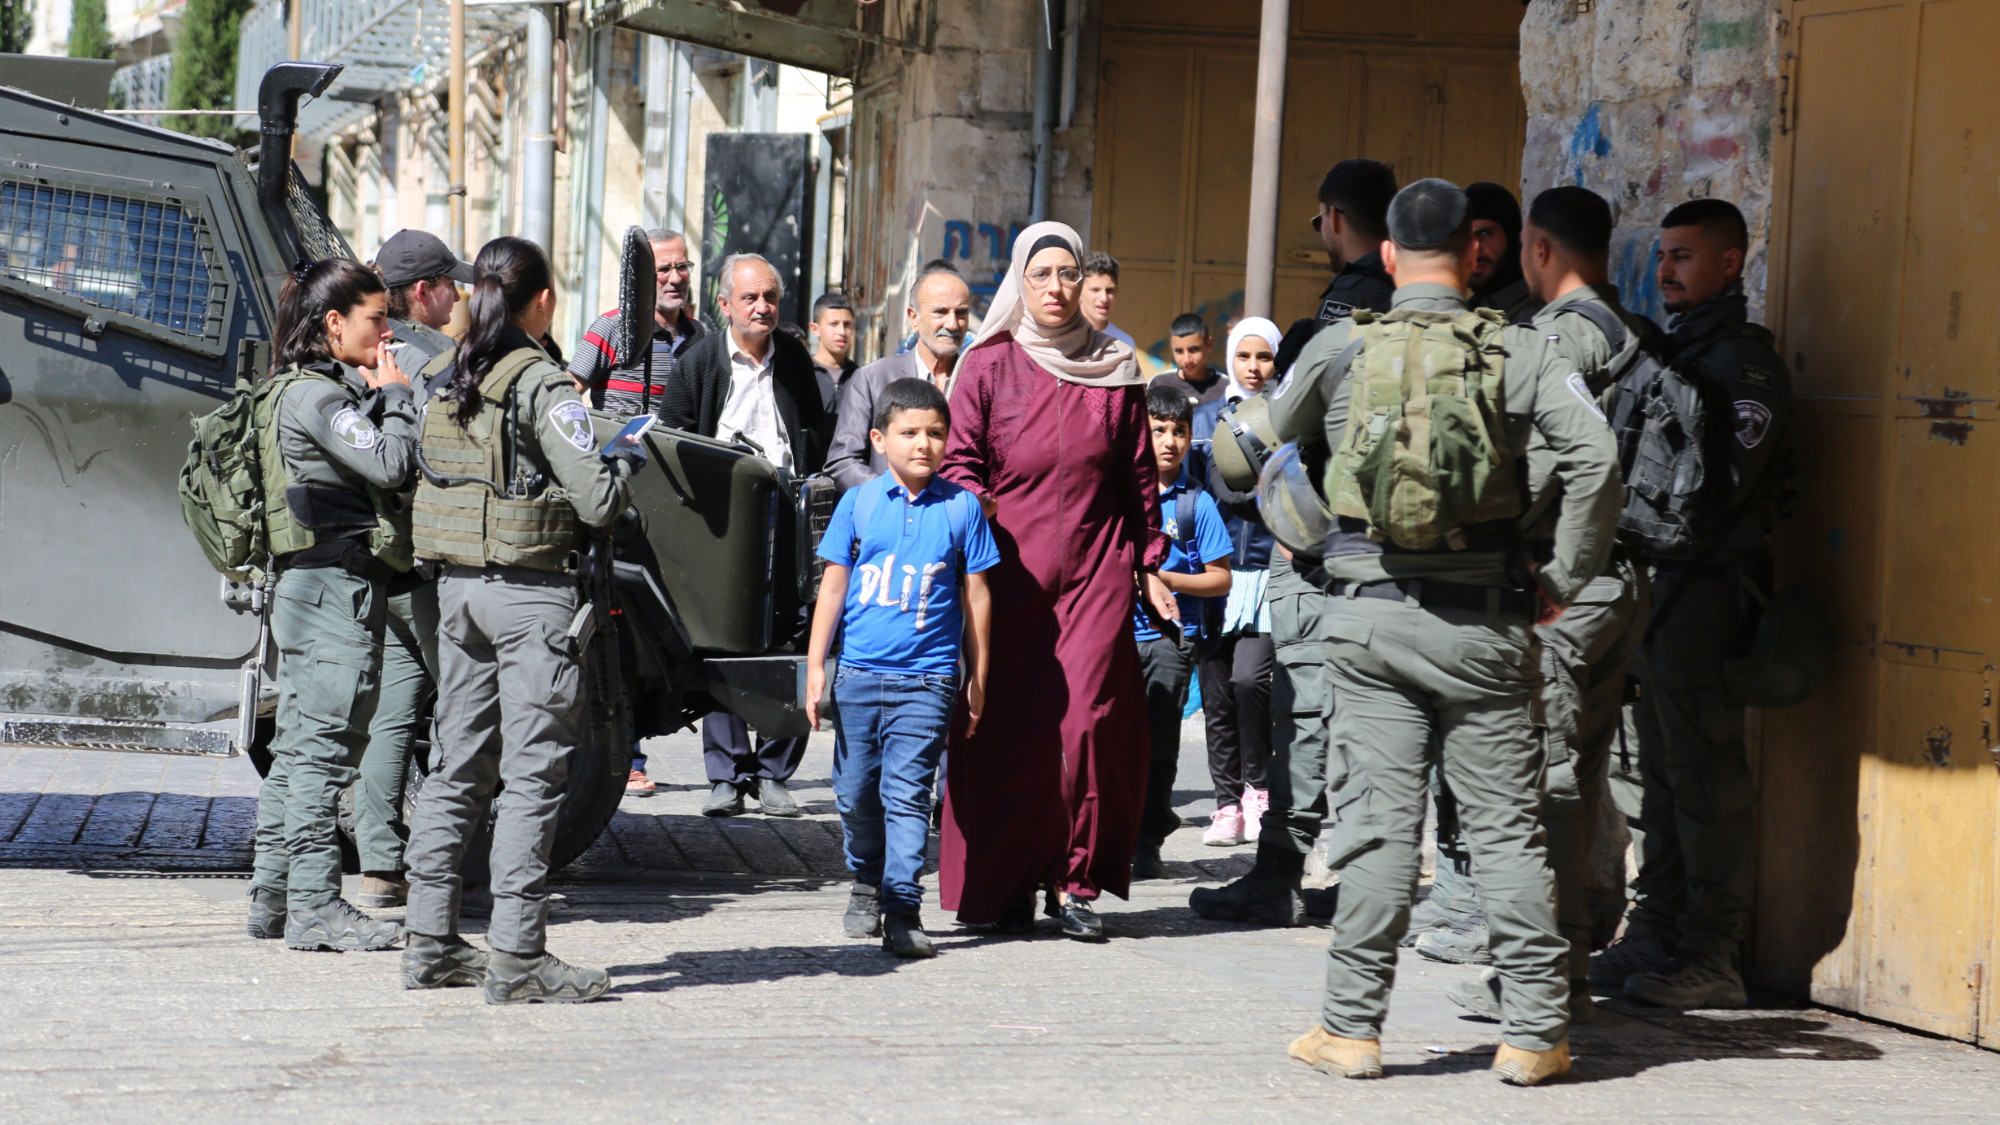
[{"left": 0, "top": 60, "right": 831, "bottom": 868}]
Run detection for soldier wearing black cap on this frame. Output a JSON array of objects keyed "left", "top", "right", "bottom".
[
  {"left": 1268, "top": 178, "right": 1622, "bottom": 1088},
  {"left": 374, "top": 230, "right": 474, "bottom": 380},
  {"left": 1465, "top": 182, "right": 1540, "bottom": 324}
]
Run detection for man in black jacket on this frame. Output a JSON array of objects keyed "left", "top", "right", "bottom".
[
  {"left": 660, "top": 253, "right": 834, "bottom": 817},
  {"left": 660, "top": 253, "right": 832, "bottom": 475}
]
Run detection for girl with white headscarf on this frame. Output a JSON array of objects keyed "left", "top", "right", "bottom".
[
  {"left": 936, "top": 221, "right": 1172, "bottom": 942},
  {"left": 1188, "top": 314, "right": 1283, "bottom": 846}
]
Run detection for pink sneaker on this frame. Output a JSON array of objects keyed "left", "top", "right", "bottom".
[
  {"left": 1204, "top": 804, "right": 1246, "bottom": 846},
  {"left": 1242, "top": 787, "right": 1269, "bottom": 842}
]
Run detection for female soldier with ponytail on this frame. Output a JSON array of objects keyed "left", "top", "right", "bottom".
[
  {"left": 247, "top": 259, "right": 417, "bottom": 952},
  {"left": 400, "top": 236, "right": 636, "bottom": 1003}
]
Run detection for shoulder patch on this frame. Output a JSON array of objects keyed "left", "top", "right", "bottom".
[
  {"left": 1318, "top": 299, "right": 1355, "bottom": 323},
  {"left": 329, "top": 406, "right": 380, "bottom": 450},
  {"left": 549, "top": 399, "right": 595, "bottom": 452},
  {"left": 1735, "top": 400, "right": 1774, "bottom": 449},
  {"left": 1566, "top": 372, "right": 1607, "bottom": 421}
]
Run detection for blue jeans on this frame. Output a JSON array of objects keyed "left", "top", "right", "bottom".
[{"left": 830, "top": 664, "right": 956, "bottom": 912}]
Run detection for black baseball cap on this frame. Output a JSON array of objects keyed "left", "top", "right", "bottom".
[
  {"left": 375, "top": 230, "right": 474, "bottom": 289},
  {"left": 1386, "top": 178, "right": 1470, "bottom": 250}
]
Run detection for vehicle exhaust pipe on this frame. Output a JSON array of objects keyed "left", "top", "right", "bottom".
[{"left": 256, "top": 62, "right": 343, "bottom": 268}]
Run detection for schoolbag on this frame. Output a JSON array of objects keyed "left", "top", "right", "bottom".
[
  {"left": 1568, "top": 302, "right": 1734, "bottom": 561},
  {"left": 1329, "top": 306, "right": 1519, "bottom": 551}
]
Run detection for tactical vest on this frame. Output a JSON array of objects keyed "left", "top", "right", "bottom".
[
  {"left": 1327, "top": 307, "right": 1521, "bottom": 551},
  {"left": 412, "top": 348, "right": 582, "bottom": 572},
  {"left": 255, "top": 365, "right": 412, "bottom": 571}
]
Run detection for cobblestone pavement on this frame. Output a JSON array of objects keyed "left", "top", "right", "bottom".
[{"left": 3, "top": 728, "right": 1996, "bottom": 1122}]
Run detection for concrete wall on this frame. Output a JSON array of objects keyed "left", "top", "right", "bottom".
[{"left": 1518, "top": 0, "right": 1782, "bottom": 322}]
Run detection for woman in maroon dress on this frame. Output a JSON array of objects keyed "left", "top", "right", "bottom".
[{"left": 937, "top": 221, "right": 1173, "bottom": 940}]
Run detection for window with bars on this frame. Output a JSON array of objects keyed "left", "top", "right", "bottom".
[{"left": 0, "top": 179, "right": 229, "bottom": 342}]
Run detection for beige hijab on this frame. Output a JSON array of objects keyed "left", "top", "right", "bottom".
[{"left": 969, "top": 220, "right": 1146, "bottom": 387}]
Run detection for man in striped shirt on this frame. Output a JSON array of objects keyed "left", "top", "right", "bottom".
[{"left": 569, "top": 228, "right": 706, "bottom": 418}]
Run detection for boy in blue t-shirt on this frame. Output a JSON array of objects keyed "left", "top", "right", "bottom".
[
  {"left": 806, "top": 377, "right": 999, "bottom": 959},
  {"left": 1133, "top": 384, "right": 1232, "bottom": 881}
]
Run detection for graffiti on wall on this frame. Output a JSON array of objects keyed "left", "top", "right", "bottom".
[{"left": 939, "top": 219, "right": 1026, "bottom": 315}]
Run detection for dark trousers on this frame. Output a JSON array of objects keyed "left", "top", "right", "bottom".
[
  {"left": 703, "top": 710, "right": 808, "bottom": 786},
  {"left": 1199, "top": 633, "right": 1274, "bottom": 806},
  {"left": 1136, "top": 634, "right": 1194, "bottom": 849}
]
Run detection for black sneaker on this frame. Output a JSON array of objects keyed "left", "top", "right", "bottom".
[
  {"left": 284, "top": 898, "right": 403, "bottom": 952},
  {"left": 844, "top": 882, "right": 882, "bottom": 938},
  {"left": 402, "top": 933, "right": 489, "bottom": 989},
  {"left": 247, "top": 885, "right": 286, "bottom": 940},
  {"left": 882, "top": 910, "right": 936, "bottom": 959},
  {"left": 1057, "top": 897, "right": 1105, "bottom": 942},
  {"left": 1131, "top": 842, "right": 1166, "bottom": 880},
  {"left": 483, "top": 949, "right": 611, "bottom": 1005},
  {"left": 754, "top": 778, "right": 801, "bottom": 818},
  {"left": 1188, "top": 871, "right": 1305, "bottom": 927},
  {"left": 702, "top": 781, "right": 744, "bottom": 817}
]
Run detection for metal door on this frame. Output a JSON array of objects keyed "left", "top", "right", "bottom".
[{"left": 1763, "top": 0, "right": 2000, "bottom": 1044}]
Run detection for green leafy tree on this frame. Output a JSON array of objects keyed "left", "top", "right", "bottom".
[
  {"left": 68, "top": 0, "right": 113, "bottom": 59},
  {"left": 0, "top": 0, "right": 34, "bottom": 54},
  {"left": 166, "top": 0, "right": 248, "bottom": 140}
]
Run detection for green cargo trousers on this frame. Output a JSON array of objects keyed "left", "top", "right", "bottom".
[
  {"left": 1612, "top": 562, "right": 1758, "bottom": 960},
  {"left": 252, "top": 565, "right": 386, "bottom": 910},
  {"left": 1259, "top": 559, "right": 1336, "bottom": 858},
  {"left": 353, "top": 579, "right": 439, "bottom": 875},
  {"left": 1318, "top": 589, "right": 1569, "bottom": 1052},
  {"left": 404, "top": 565, "right": 583, "bottom": 956},
  {"left": 1539, "top": 557, "right": 1649, "bottom": 980}
]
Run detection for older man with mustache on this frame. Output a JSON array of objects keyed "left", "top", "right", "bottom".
[{"left": 824, "top": 260, "right": 975, "bottom": 491}]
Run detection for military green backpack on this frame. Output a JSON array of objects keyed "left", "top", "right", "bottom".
[
  {"left": 178, "top": 373, "right": 269, "bottom": 577},
  {"left": 1328, "top": 306, "right": 1521, "bottom": 550}
]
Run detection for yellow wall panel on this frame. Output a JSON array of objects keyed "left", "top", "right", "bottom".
[{"left": 1097, "top": 48, "right": 1189, "bottom": 265}]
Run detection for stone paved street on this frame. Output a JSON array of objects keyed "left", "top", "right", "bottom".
[{"left": 3, "top": 727, "right": 1996, "bottom": 1122}]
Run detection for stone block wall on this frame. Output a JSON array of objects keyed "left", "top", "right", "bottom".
[
  {"left": 1519, "top": 0, "right": 1782, "bottom": 322},
  {"left": 849, "top": 0, "right": 1099, "bottom": 350}
]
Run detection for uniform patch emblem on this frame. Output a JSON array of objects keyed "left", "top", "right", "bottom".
[
  {"left": 1318, "top": 299, "right": 1355, "bottom": 323},
  {"left": 1735, "top": 400, "right": 1773, "bottom": 449},
  {"left": 550, "top": 400, "right": 595, "bottom": 451},
  {"left": 329, "top": 406, "right": 379, "bottom": 450},
  {"left": 1567, "top": 372, "right": 1605, "bottom": 421},
  {"left": 1740, "top": 364, "right": 1777, "bottom": 390}
]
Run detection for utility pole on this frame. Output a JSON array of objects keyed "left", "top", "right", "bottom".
[
  {"left": 1243, "top": 0, "right": 1290, "bottom": 319},
  {"left": 522, "top": 1, "right": 556, "bottom": 255},
  {"left": 449, "top": 0, "right": 466, "bottom": 255}
]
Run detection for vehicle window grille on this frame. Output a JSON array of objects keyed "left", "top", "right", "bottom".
[
  {"left": 286, "top": 166, "right": 354, "bottom": 264},
  {"left": 0, "top": 178, "right": 228, "bottom": 341}
]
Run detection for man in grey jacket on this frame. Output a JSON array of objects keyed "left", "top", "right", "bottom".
[{"left": 824, "top": 262, "right": 972, "bottom": 490}]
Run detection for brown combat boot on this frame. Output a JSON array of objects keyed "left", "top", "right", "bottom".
[
  {"left": 1492, "top": 1041, "right": 1571, "bottom": 1086},
  {"left": 1287, "top": 1026, "right": 1384, "bottom": 1079}
]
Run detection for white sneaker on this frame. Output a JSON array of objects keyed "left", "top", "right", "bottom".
[
  {"left": 1241, "top": 787, "right": 1269, "bottom": 842},
  {"left": 1203, "top": 804, "right": 1246, "bottom": 846}
]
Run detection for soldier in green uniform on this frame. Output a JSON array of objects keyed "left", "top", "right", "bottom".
[
  {"left": 1270, "top": 180, "right": 1622, "bottom": 1087},
  {"left": 399, "top": 237, "right": 636, "bottom": 1004},
  {"left": 343, "top": 230, "right": 472, "bottom": 909},
  {"left": 1189, "top": 159, "right": 1399, "bottom": 927},
  {"left": 246, "top": 259, "right": 418, "bottom": 953},
  {"left": 1427, "top": 188, "right": 1657, "bottom": 1023},
  {"left": 1594, "top": 200, "right": 1794, "bottom": 1009}
]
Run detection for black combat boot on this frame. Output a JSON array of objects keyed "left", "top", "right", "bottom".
[
  {"left": 1188, "top": 847, "right": 1306, "bottom": 927},
  {"left": 402, "top": 933, "right": 489, "bottom": 989},
  {"left": 844, "top": 882, "right": 882, "bottom": 938},
  {"left": 483, "top": 949, "right": 612, "bottom": 1004},
  {"left": 882, "top": 910, "right": 936, "bottom": 959},
  {"left": 1131, "top": 841, "right": 1166, "bottom": 880},
  {"left": 246, "top": 885, "right": 286, "bottom": 940}
]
